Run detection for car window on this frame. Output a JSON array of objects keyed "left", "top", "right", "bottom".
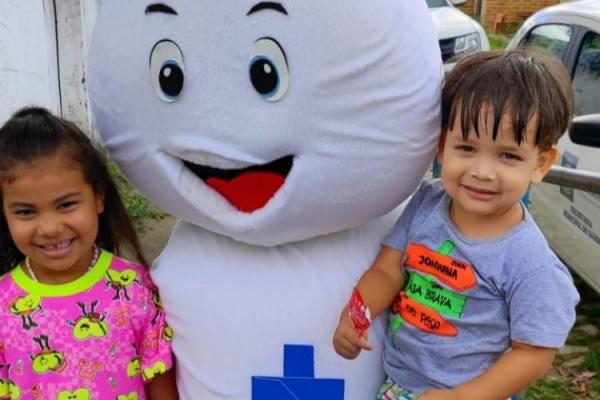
[
  {"left": 521, "top": 24, "right": 573, "bottom": 60},
  {"left": 572, "top": 31, "right": 600, "bottom": 116},
  {"left": 426, "top": 0, "right": 448, "bottom": 7}
]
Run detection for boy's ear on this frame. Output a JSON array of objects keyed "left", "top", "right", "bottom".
[{"left": 531, "top": 145, "right": 558, "bottom": 184}]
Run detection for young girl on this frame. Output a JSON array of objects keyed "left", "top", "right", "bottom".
[
  {"left": 333, "top": 50, "right": 580, "bottom": 400},
  {"left": 0, "top": 107, "right": 177, "bottom": 399}
]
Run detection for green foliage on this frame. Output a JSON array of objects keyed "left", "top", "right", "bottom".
[
  {"left": 583, "top": 345, "right": 600, "bottom": 373},
  {"left": 488, "top": 34, "right": 510, "bottom": 51},
  {"left": 525, "top": 277, "right": 600, "bottom": 399},
  {"left": 524, "top": 378, "right": 578, "bottom": 400},
  {"left": 591, "top": 377, "right": 600, "bottom": 396},
  {"left": 582, "top": 303, "right": 600, "bottom": 319},
  {"left": 567, "top": 333, "right": 593, "bottom": 347},
  {"left": 504, "top": 22, "right": 522, "bottom": 36},
  {"left": 107, "top": 161, "right": 164, "bottom": 230},
  {"left": 485, "top": 25, "right": 513, "bottom": 51}
]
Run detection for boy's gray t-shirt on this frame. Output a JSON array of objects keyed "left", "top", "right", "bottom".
[{"left": 382, "top": 179, "right": 579, "bottom": 394}]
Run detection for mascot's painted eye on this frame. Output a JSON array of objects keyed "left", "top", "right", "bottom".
[
  {"left": 150, "top": 40, "right": 185, "bottom": 102},
  {"left": 249, "top": 38, "right": 289, "bottom": 102}
]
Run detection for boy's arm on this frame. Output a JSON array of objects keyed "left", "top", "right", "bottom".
[
  {"left": 355, "top": 245, "right": 407, "bottom": 319},
  {"left": 333, "top": 245, "right": 406, "bottom": 359},
  {"left": 146, "top": 367, "right": 179, "bottom": 400},
  {"left": 418, "top": 341, "right": 556, "bottom": 400}
]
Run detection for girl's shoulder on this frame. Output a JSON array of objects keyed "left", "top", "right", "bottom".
[
  {"left": 106, "top": 252, "right": 147, "bottom": 274},
  {"left": 103, "top": 251, "right": 155, "bottom": 290}
]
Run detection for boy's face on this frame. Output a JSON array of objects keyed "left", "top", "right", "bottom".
[{"left": 439, "top": 109, "right": 556, "bottom": 226}]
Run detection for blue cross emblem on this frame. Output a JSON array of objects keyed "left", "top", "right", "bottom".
[{"left": 252, "top": 344, "right": 345, "bottom": 399}]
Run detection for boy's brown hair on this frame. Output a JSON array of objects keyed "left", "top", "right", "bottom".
[{"left": 442, "top": 49, "right": 574, "bottom": 151}]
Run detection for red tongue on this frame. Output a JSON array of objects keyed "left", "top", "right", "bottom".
[{"left": 206, "top": 172, "right": 285, "bottom": 213}]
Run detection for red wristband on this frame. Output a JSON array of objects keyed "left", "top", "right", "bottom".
[{"left": 348, "top": 287, "right": 371, "bottom": 337}]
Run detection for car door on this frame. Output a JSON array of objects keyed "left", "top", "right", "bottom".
[{"left": 518, "top": 19, "right": 600, "bottom": 293}]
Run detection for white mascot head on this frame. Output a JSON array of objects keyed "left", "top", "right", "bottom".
[
  {"left": 89, "top": 1, "right": 441, "bottom": 398},
  {"left": 89, "top": 1, "right": 441, "bottom": 246}
]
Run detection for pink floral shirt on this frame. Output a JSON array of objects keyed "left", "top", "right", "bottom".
[{"left": 0, "top": 250, "right": 173, "bottom": 400}]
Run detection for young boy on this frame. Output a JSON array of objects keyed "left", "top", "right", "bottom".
[{"left": 333, "top": 50, "right": 580, "bottom": 400}]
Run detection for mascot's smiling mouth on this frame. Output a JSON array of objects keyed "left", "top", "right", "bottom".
[{"left": 183, "top": 155, "right": 293, "bottom": 213}]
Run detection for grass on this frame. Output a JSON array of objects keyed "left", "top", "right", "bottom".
[
  {"left": 592, "top": 379, "right": 600, "bottom": 396},
  {"left": 525, "top": 378, "right": 580, "bottom": 400},
  {"left": 523, "top": 277, "right": 600, "bottom": 399},
  {"left": 484, "top": 18, "right": 526, "bottom": 51},
  {"left": 107, "top": 161, "right": 165, "bottom": 231},
  {"left": 485, "top": 25, "right": 514, "bottom": 51},
  {"left": 488, "top": 34, "right": 511, "bottom": 51},
  {"left": 584, "top": 345, "right": 600, "bottom": 372}
]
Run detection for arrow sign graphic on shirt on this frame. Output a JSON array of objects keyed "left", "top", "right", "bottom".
[
  {"left": 404, "top": 243, "right": 477, "bottom": 291},
  {"left": 393, "top": 292, "right": 458, "bottom": 337}
]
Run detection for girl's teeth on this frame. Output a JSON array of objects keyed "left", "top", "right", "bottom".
[{"left": 43, "top": 241, "right": 70, "bottom": 251}]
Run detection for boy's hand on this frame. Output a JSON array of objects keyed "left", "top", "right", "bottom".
[{"left": 332, "top": 307, "right": 372, "bottom": 359}]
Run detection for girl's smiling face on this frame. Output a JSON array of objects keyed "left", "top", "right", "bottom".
[{"left": 2, "top": 154, "right": 104, "bottom": 284}]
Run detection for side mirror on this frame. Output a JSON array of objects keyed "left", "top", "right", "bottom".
[
  {"left": 449, "top": 0, "right": 467, "bottom": 5},
  {"left": 569, "top": 114, "right": 600, "bottom": 148}
]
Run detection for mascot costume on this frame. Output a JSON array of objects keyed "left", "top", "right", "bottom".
[{"left": 88, "top": 1, "right": 442, "bottom": 399}]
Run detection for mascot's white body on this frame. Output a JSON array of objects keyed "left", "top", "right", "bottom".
[{"left": 89, "top": 2, "right": 442, "bottom": 399}]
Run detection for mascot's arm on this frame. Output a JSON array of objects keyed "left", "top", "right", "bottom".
[{"left": 333, "top": 245, "right": 406, "bottom": 359}]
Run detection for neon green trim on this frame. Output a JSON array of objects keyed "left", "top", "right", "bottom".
[{"left": 11, "top": 250, "right": 112, "bottom": 297}]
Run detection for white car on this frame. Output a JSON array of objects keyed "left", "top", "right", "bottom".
[
  {"left": 427, "top": 0, "right": 490, "bottom": 66},
  {"left": 507, "top": 0, "right": 600, "bottom": 293}
]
